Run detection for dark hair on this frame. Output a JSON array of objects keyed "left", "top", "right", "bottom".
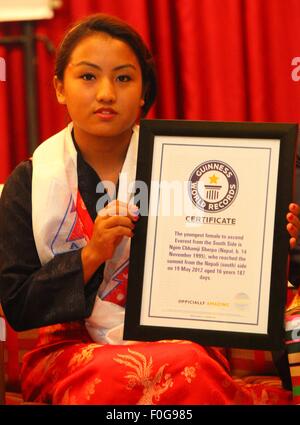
[{"left": 55, "top": 13, "right": 157, "bottom": 116}]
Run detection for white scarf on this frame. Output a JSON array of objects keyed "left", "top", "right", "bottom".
[{"left": 32, "top": 123, "right": 139, "bottom": 344}]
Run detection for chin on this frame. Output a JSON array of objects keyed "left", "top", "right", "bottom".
[
  {"left": 95, "top": 123, "right": 134, "bottom": 137},
  {"left": 76, "top": 121, "right": 135, "bottom": 140}
]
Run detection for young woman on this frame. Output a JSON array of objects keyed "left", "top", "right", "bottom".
[{"left": 0, "top": 13, "right": 299, "bottom": 405}]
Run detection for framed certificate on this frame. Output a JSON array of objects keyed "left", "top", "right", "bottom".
[{"left": 124, "top": 120, "right": 298, "bottom": 350}]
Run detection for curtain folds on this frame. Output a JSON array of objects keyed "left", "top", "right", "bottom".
[{"left": 1, "top": 0, "right": 300, "bottom": 181}]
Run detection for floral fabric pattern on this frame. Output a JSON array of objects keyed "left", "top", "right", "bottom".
[{"left": 20, "top": 321, "right": 291, "bottom": 405}]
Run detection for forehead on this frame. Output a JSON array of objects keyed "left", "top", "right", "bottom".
[{"left": 70, "top": 33, "right": 140, "bottom": 66}]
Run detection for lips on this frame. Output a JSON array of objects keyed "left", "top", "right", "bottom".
[{"left": 94, "top": 108, "right": 117, "bottom": 119}]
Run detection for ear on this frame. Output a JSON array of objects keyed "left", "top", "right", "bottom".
[
  {"left": 140, "top": 98, "right": 145, "bottom": 107},
  {"left": 53, "top": 76, "right": 66, "bottom": 105}
]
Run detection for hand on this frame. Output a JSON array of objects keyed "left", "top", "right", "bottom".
[
  {"left": 287, "top": 203, "right": 300, "bottom": 249},
  {"left": 81, "top": 200, "right": 138, "bottom": 283}
]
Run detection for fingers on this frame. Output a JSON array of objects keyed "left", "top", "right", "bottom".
[
  {"left": 287, "top": 203, "right": 300, "bottom": 249},
  {"left": 287, "top": 221, "right": 299, "bottom": 245},
  {"left": 98, "top": 200, "right": 139, "bottom": 221},
  {"left": 289, "top": 203, "right": 300, "bottom": 217},
  {"left": 107, "top": 225, "right": 134, "bottom": 239},
  {"left": 93, "top": 200, "right": 137, "bottom": 246},
  {"left": 287, "top": 220, "right": 298, "bottom": 236},
  {"left": 289, "top": 236, "right": 297, "bottom": 250},
  {"left": 103, "top": 215, "right": 135, "bottom": 231},
  {"left": 287, "top": 210, "right": 300, "bottom": 236}
]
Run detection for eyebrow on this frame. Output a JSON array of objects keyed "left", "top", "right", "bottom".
[{"left": 73, "top": 61, "right": 137, "bottom": 71}]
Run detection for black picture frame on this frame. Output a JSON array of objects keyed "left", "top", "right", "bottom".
[{"left": 124, "top": 119, "right": 298, "bottom": 350}]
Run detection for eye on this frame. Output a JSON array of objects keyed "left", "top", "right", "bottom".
[
  {"left": 116, "top": 74, "right": 132, "bottom": 83},
  {"left": 80, "top": 73, "right": 95, "bottom": 81}
]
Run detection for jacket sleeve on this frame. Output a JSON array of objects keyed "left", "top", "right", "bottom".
[{"left": 0, "top": 161, "right": 101, "bottom": 331}]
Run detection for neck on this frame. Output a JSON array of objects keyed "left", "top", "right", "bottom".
[{"left": 73, "top": 126, "right": 134, "bottom": 183}]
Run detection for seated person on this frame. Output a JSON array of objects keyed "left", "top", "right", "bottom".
[{"left": 0, "top": 13, "right": 299, "bottom": 405}]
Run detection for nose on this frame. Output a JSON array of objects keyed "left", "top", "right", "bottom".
[{"left": 96, "top": 77, "right": 116, "bottom": 103}]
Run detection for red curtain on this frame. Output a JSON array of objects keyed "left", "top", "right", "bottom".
[{"left": 1, "top": 0, "right": 300, "bottom": 182}]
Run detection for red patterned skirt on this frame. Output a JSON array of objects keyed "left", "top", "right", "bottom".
[{"left": 20, "top": 321, "right": 290, "bottom": 405}]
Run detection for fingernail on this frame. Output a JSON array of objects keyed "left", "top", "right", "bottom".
[{"left": 129, "top": 204, "right": 139, "bottom": 211}]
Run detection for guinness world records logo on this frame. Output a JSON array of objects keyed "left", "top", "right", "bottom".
[{"left": 188, "top": 160, "right": 239, "bottom": 213}]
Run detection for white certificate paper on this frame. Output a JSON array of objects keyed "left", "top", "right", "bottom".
[
  {"left": 124, "top": 120, "right": 297, "bottom": 349},
  {"left": 140, "top": 136, "right": 279, "bottom": 335}
]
